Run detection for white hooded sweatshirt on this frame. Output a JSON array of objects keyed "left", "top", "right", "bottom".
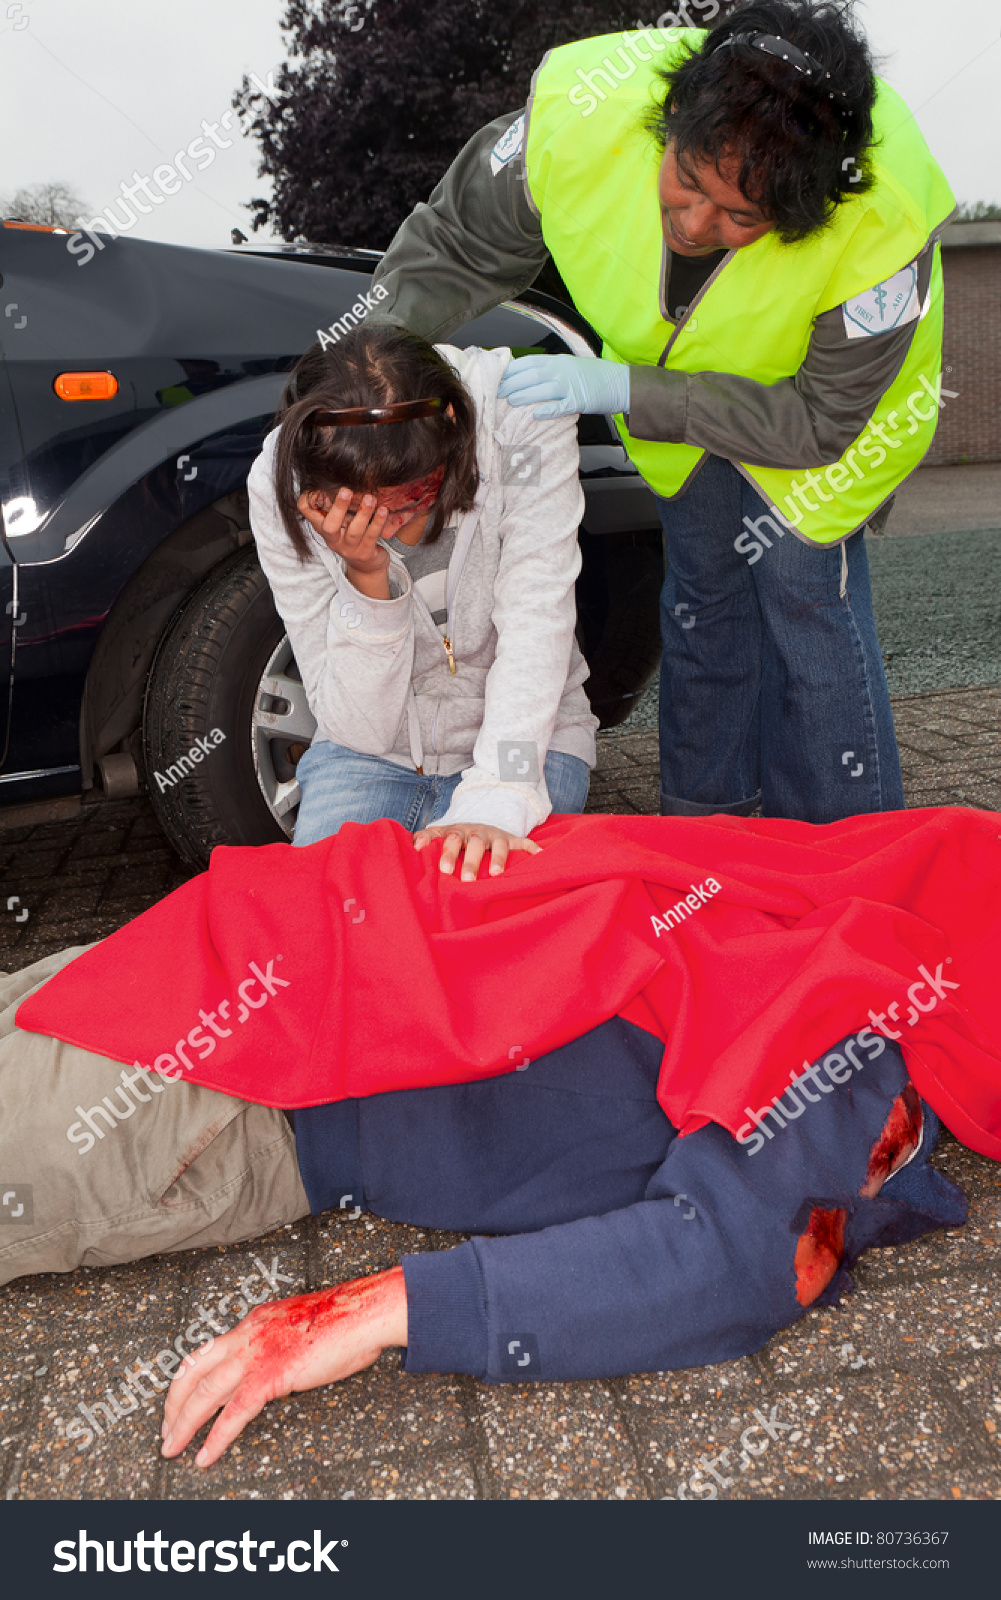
[{"left": 247, "top": 343, "right": 598, "bottom": 838}]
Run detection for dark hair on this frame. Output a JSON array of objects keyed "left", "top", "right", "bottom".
[
  {"left": 642, "top": 1, "right": 879, "bottom": 242},
  {"left": 273, "top": 325, "right": 480, "bottom": 561}
]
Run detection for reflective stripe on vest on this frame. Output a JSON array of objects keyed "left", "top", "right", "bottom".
[{"left": 524, "top": 28, "right": 957, "bottom": 543}]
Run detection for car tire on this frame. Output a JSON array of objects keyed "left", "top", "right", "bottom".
[{"left": 142, "top": 547, "right": 315, "bottom": 867}]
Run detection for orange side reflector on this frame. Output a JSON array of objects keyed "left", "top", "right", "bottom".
[
  {"left": 54, "top": 371, "right": 119, "bottom": 401},
  {"left": 2, "top": 220, "right": 68, "bottom": 232}
]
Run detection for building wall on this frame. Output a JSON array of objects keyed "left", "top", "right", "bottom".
[{"left": 925, "top": 228, "right": 1001, "bottom": 466}]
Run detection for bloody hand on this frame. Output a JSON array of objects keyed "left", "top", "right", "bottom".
[{"left": 160, "top": 1266, "right": 408, "bottom": 1467}]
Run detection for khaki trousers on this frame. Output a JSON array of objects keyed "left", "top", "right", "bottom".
[{"left": 0, "top": 947, "right": 309, "bottom": 1287}]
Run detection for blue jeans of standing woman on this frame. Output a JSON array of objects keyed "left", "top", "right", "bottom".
[
  {"left": 292, "top": 742, "right": 591, "bottom": 847},
  {"left": 657, "top": 455, "right": 904, "bottom": 824}
]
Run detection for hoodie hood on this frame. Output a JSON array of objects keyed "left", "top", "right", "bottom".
[{"left": 434, "top": 342, "right": 511, "bottom": 465}]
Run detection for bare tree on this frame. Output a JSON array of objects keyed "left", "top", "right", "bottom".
[{"left": 0, "top": 181, "right": 90, "bottom": 227}]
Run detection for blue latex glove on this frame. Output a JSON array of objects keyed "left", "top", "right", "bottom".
[{"left": 496, "top": 354, "right": 630, "bottom": 420}]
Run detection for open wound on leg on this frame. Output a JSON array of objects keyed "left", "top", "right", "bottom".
[
  {"left": 794, "top": 1205, "right": 847, "bottom": 1307},
  {"left": 858, "top": 1083, "right": 922, "bottom": 1199},
  {"left": 793, "top": 1086, "right": 924, "bottom": 1307}
]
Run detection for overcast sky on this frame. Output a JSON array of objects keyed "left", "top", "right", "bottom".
[{"left": 0, "top": 0, "right": 997, "bottom": 251}]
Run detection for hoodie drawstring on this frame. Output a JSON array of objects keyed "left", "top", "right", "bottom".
[{"left": 407, "top": 692, "right": 425, "bottom": 775}]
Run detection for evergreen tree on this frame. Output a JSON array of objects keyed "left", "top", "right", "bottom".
[{"left": 237, "top": 0, "right": 740, "bottom": 247}]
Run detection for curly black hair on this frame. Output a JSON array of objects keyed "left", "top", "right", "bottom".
[
  {"left": 272, "top": 326, "right": 480, "bottom": 562},
  {"left": 643, "top": 1, "right": 879, "bottom": 242}
]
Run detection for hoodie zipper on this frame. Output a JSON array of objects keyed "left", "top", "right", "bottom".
[
  {"left": 385, "top": 443, "right": 489, "bottom": 768},
  {"left": 388, "top": 513, "right": 477, "bottom": 763},
  {"left": 410, "top": 587, "right": 456, "bottom": 686},
  {"left": 407, "top": 515, "right": 479, "bottom": 678}
]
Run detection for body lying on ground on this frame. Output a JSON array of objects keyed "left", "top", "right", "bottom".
[{"left": 2, "top": 806, "right": 997, "bottom": 1467}]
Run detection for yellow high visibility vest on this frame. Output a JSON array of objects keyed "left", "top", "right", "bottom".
[{"left": 524, "top": 28, "right": 956, "bottom": 542}]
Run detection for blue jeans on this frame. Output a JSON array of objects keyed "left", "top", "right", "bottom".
[
  {"left": 657, "top": 456, "right": 904, "bottom": 823},
  {"left": 293, "top": 743, "right": 591, "bottom": 847}
]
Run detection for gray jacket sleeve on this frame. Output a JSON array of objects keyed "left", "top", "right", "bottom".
[
  {"left": 628, "top": 242, "right": 936, "bottom": 468},
  {"left": 370, "top": 110, "right": 936, "bottom": 471},
  {"left": 370, "top": 110, "right": 547, "bottom": 343}
]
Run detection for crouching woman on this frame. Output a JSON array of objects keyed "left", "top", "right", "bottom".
[{"left": 247, "top": 326, "right": 597, "bottom": 877}]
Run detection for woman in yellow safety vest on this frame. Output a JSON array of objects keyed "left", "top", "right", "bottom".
[{"left": 369, "top": 2, "right": 956, "bottom": 823}]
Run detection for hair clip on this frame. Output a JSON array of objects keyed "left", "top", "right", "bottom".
[
  {"left": 307, "top": 398, "right": 445, "bottom": 427},
  {"left": 727, "top": 31, "right": 853, "bottom": 106}
]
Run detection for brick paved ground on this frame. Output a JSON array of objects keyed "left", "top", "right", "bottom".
[
  {"left": 0, "top": 684, "right": 998, "bottom": 1501},
  {"left": 592, "top": 684, "right": 1001, "bottom": 818}
]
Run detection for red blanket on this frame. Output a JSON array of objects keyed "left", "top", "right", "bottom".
[{"left": 16, "top": 808, "right": 1001, "bottom": 1157}]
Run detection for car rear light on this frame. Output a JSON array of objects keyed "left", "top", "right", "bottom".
[{"left": 54, "top": 371, "right": 119, "bottom": 401}]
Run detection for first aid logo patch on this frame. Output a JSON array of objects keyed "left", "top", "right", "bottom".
[
  {"left": 842, "top": 263, "right": 920, "bottom": 339},
  {"left": 490, "top": 114, "right": 525, "bottom": 176}
]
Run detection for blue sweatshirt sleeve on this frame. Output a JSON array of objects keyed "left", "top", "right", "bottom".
[{"left": 402, "top": 1039, "right": 965, "bottom": 1382}]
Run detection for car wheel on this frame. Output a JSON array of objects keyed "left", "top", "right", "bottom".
[{"left": 142, "top": 547, "right": 316, "bottom": 866}]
